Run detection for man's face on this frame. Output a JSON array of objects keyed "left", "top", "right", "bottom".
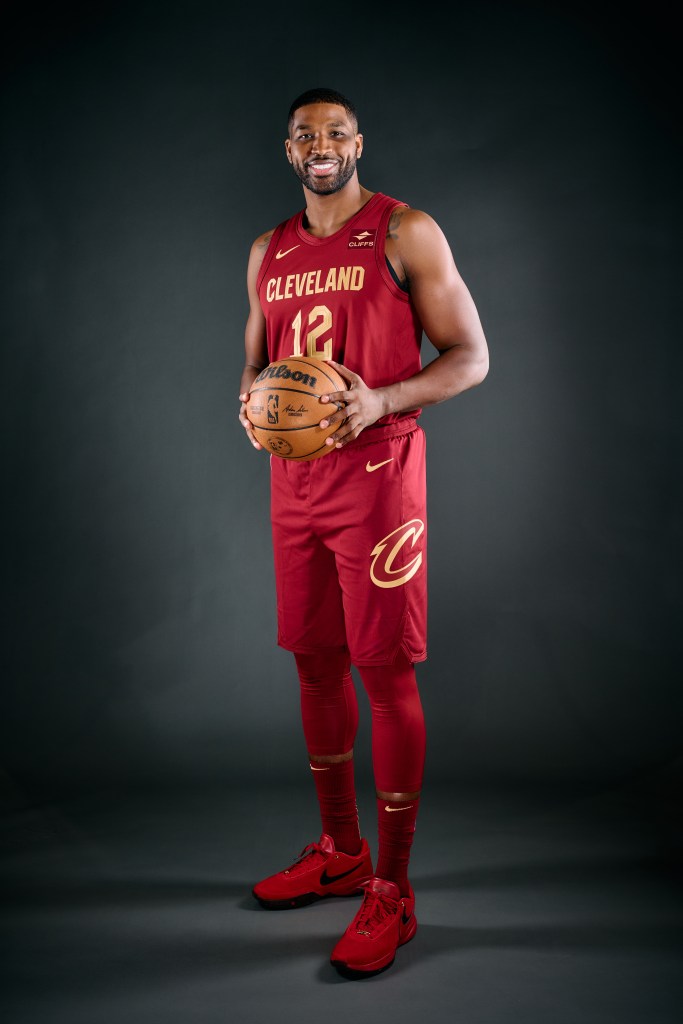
[{"left": 285, "top": 103, "right": 363, "bottom": 196}]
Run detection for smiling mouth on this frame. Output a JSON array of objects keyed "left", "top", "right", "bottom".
[{"left": 306, "top": 160, "right": 339, "bottom": 177}]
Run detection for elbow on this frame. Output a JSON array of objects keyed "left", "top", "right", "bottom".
[
  {"left": 473, "top": 350, "right": 489, "bottom": 386},
  {"left": 452, "top": 332, "right": 490, "bottom": 392},
  {"left": 473, "top": 331, "right": 490, "bottom": 385},
  {"left": 463, "top": 348, "right": 489, "bottom": 391}
]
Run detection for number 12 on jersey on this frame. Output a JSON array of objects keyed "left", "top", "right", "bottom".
[{"left": 291, "top": 305, "right": 333, "bottom": 360}]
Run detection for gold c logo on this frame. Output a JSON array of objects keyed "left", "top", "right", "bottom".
[{"left": 370, "top": 519, "right": 425, "bottom": 589}]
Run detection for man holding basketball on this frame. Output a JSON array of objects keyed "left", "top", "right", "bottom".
[{"left": 238, "top": 88, "right": 488, "bottom": 976}]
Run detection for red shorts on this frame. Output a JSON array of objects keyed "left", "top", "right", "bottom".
[{"left": 270, "top": 419, "right": 427, "bottom": 666}]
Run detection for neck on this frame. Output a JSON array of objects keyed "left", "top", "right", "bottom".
[{"left": 302, "top": 178, "right": 374, "bottom": 238}]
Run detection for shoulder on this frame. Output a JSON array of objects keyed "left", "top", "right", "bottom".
[
  {"left": 385, "top": 207, "right": 456, "bottom": 283},
  {"left": 388, "top": 208, "right": 452, "bottom": 263},
  {"left": 247, "top": 227, "right": 277, "bottom": 280},
  {"left": 251, "top": 228, "right": 277, "bottom": 255},
  {"left": 387, "top": 207, "right": 444, "bottom": 245}
]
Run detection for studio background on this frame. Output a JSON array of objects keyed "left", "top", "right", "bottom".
[{"left": 2, "top": 0, "right": 680, "bottom": 801}]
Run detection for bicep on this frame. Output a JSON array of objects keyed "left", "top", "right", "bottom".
[
  {"left": 244, "top": 237, "right": 270, "bottom": 367},
  {"left": 402, "top": 215, "right": 486, "bottom": 354},
  {"left": 245, "top": 305, "right": 268, "bottom": 367},
  {"left": 412, "top": 264, "right": 484, "bottom": 355}
]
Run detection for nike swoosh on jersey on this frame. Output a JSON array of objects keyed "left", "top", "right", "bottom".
[
  {"left": 366, "top": 458, "right": 394, "bottom": 473},
  {"left": 385, "top": 804, "right": 414, "bottom": 812},
  {"left": 320, "top": 864, "right": 362, "bottom": 886},
  {"left": 275, "top": 245, "right": 300, "bottom": 259}
]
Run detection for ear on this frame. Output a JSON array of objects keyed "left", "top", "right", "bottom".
[
  {"left": 284, "top": 138, "right": 292, "bottom": 163},
  {"left": 356, "top": 133, "right": 363, "bottom": 159}
]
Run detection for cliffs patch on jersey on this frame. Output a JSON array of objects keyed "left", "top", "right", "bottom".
[{"left": 265, "top": 266, "right": 365, "bottom": 303}]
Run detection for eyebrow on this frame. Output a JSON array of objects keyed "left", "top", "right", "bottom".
[{"left": 294, "top": 120, "right": 349, "bottom": 130}]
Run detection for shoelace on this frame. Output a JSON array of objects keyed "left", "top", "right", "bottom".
[
  {"left": 354, "top": 889, "right": 396, "bottom": 935},
  {"left": 284, "top": 841, "right": 325, "bottom": 876}
]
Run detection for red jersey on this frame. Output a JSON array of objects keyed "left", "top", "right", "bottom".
[{"left": 256, "top": 192, "right": 423, "bottom": 424}]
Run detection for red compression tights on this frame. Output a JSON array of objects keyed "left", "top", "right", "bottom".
[{"left": 295, "top": 648, "right": 426, "bottom": 895}]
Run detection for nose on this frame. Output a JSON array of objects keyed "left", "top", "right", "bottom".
[{"left": 310, "top": 133, "right": 331, "bottom": 158}]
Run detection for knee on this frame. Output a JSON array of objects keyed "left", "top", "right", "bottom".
[
  {"left": 295, "top": 650, "right": 352, "bottom": 692},
  {"left": 358, "top": 653, "right": 420, "bottom": 703}
]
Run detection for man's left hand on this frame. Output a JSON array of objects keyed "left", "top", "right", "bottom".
[{"left": 319, "top": 360, "right": 387, "bottom": 449}]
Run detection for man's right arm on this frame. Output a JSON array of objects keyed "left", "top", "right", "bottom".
[{"left": 239, "top": 231, "right": 273, "bottom": 451}]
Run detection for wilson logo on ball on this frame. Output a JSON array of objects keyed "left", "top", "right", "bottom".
[
  {"left": 254, "top": 363, "right": 318, "bottom": 389},
  {"left": 370, "top": 519, "right": 425, "bottom": 589}
]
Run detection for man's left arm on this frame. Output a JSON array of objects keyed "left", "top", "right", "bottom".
[{"left": 320, "top": 209, "right": 489, "bottom": 447}]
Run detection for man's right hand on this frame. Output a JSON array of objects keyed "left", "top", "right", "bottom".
[{"left": 239, "top": 390, "right": 264, "bottom": 451}]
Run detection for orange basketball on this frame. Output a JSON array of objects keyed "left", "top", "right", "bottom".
[{"left": 246, "top": 356, "right": 347, "bottom": 460}]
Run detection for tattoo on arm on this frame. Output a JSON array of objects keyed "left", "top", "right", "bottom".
[
  {"left": 387, "top": 209, "right": 405, "bottom": 240},
  {"left": 256, "top": 232, "right": 273, "bottom": 250}
]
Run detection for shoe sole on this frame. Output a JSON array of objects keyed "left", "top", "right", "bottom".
[
  {"left": 330, "top": 916, "right": 418, "bottom": 977},
  {"left": 252, "top": 877, "right": 372, "bottom": 911}
]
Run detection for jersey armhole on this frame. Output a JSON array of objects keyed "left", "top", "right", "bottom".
[
  {"left": 385, "top": 256, "right": 409, "bottom": 292},
  {"left": 375, "top": 201, "right": 411, "bottom": 301},
  {"left": 255, "top": 221, "right": 287, "bottom": 294}
]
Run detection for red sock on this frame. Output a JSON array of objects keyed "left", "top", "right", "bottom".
[
  {"left": 357, "top": 652, "right": 425, "bottom": 898},
  {"left": 309, "top": 757, "right": 361, "bottom": 856},
  {"left": 375, "top": 795, "right": 420, "bottom": 897},
  {"left": 295, "top": 650, "right": 361, "bottom": 855}
]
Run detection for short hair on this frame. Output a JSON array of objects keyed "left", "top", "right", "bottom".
[{"left": 287, "top": 88, "right": 358, "bottom": 133}]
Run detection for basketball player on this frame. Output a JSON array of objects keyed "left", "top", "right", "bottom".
[{"left": 238, "top": 88, "right": 488, "bottom": 976}]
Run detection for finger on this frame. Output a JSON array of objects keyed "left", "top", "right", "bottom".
[
  {"left": 246, "top": 427, "right": 263, "bottom": 451},
  {"left": 320, "top": 391, "right": 352, "bottom": 405},
  {"left": 243, "top": 424, "right": 263, "bottom": 450},
  {"left": 325, "top": 419, "right": 357, "bottom": 447},
  {"left": 319, "top": 408, "right": 347, "bottom": 429},
  {"left": 239, "top": 392, "right": 248, "bottom": 402},
  {"left": 238, "top": 410, "right": 263, "bottom": 450},
  {"left": 325, "top": 359, "right": 360, "bottom": 387}
]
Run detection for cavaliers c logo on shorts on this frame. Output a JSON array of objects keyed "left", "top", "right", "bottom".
[{"left": 370, "top": 519, "right": 425, "bottom": 589}]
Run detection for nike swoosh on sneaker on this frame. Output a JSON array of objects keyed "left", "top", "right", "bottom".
[
  {"left": 366, "top": 458, "right": 394, "bottom": 473},
  {"left": 320, "top": 864, "right": 362, "bottom": 886},
  {"left": 385, "top": 804, "right": 414, "bottom": 812},
  {"left": 275, "top": 245, "right": 300, "bottom": 259}
]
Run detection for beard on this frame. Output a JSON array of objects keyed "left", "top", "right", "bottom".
[{"left": 292, "top": 153, "right": 357, "bottom": 195}]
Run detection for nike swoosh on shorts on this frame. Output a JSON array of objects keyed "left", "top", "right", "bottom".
[{"left": 366, "top": 458, "right": 394, "bottom": 473}]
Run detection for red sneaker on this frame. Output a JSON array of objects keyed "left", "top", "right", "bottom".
[
  {"left": 330, "top": 877, "right": 417, "bottom": 975},
  {"left": 252, "top": 834, "right": 373, "bottom": 909}
]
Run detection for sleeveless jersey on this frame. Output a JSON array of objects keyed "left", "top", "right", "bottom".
[{"left": 256, "top": 192, "right": 423, "bottom": 425}]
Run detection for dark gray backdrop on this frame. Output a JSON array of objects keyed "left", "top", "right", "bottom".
[{"left": 2, "top": 1, "right": 680, "bottom": 798}]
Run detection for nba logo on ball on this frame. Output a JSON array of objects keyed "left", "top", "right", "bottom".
[{"left": 267, "top": 395, "right": 279, "bottom": 424}]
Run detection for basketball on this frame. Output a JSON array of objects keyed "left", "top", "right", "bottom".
[{"left": 246, "top": 356, "right": 347, "bottom": 460}]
